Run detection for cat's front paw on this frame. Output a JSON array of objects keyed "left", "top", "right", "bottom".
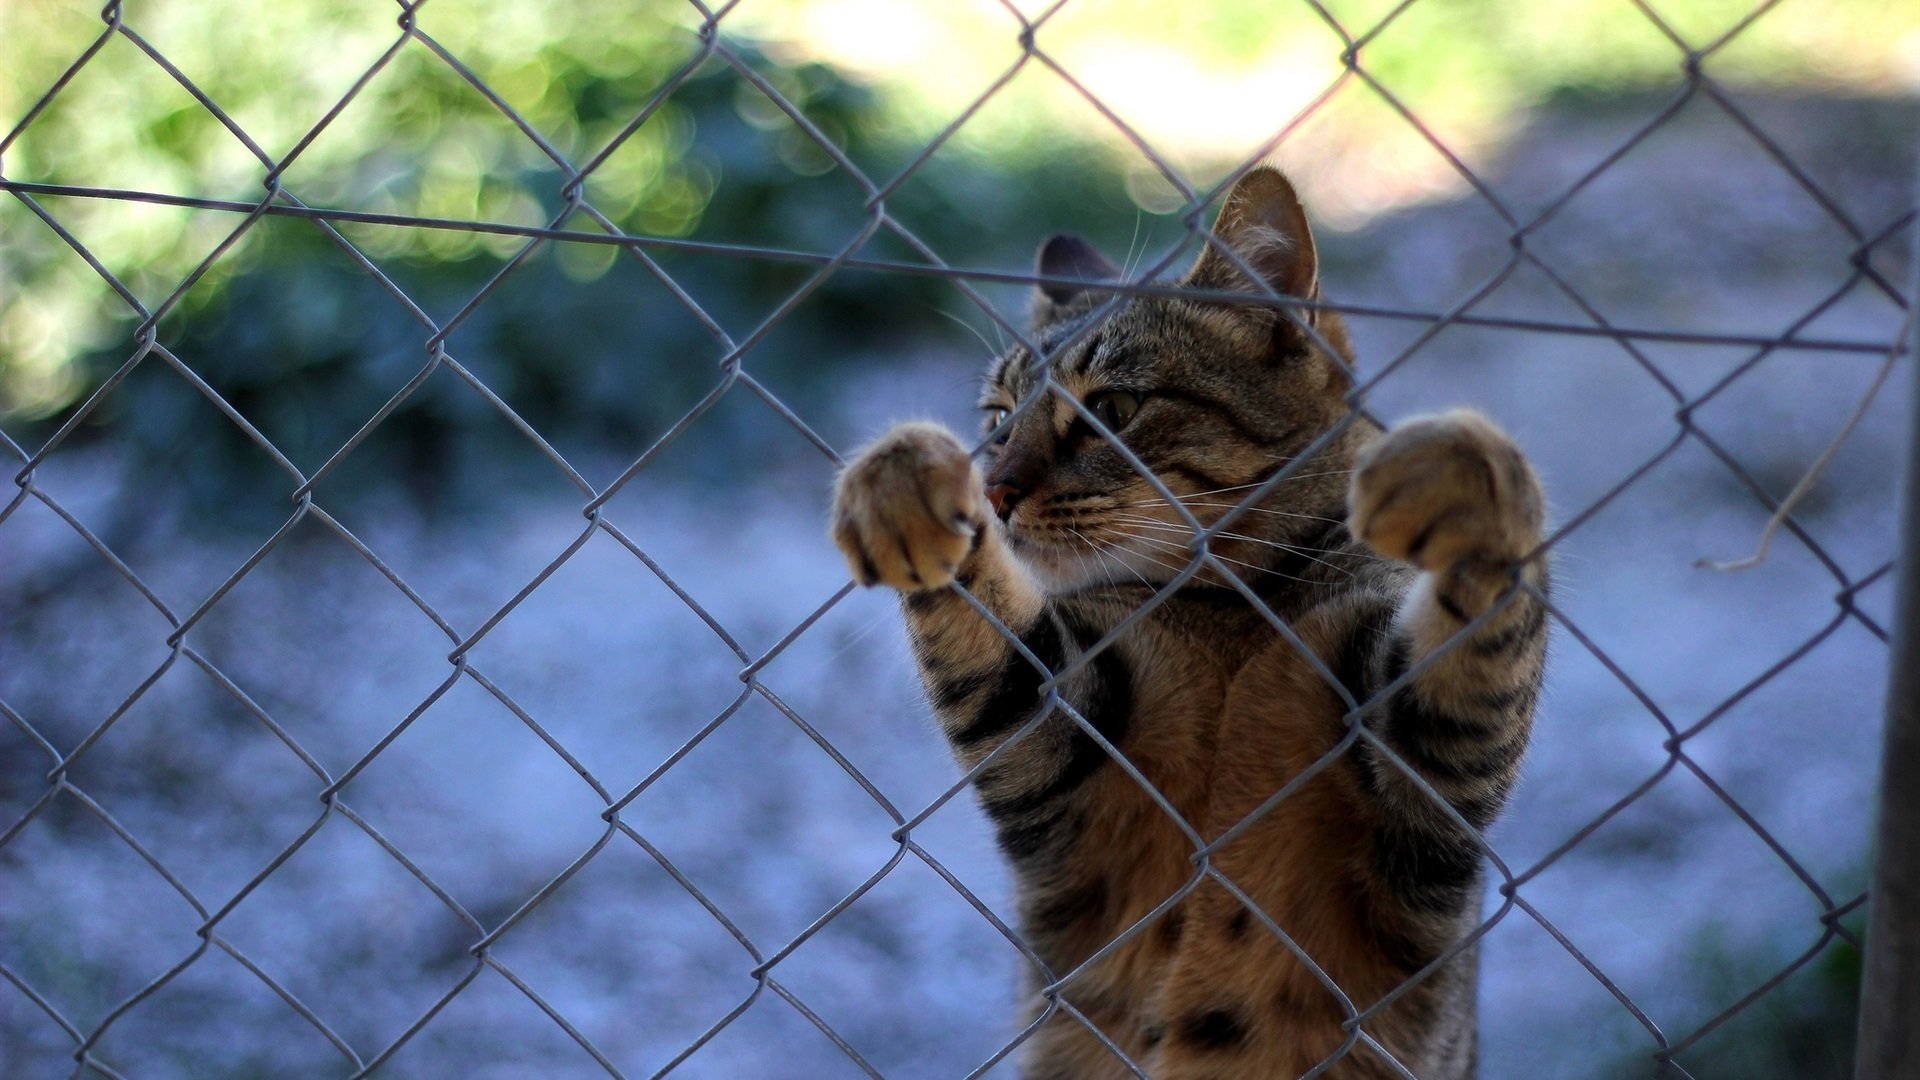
[
  {"left": 832, "top": 422, "right": 987, "bottom": 591},
  {"left": 1348, "top": 409, "right": 1544, "bottom": 575}
]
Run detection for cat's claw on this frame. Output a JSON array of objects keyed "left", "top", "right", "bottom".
[{"left": 832, "top": 422, "right": 987, "bottom": 592}]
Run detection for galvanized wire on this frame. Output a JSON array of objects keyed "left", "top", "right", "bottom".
[{"left": 0, "top": 0, "right": 1912, "bottom": 1077}]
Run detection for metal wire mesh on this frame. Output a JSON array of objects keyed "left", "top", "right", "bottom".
[{"left": 1, "top": 0, "right": 1912, "bottom": 1077}]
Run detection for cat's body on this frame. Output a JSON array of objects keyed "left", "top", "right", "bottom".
[{"left": 831, "top": 167, "right": 1548, "bottom": 1079}]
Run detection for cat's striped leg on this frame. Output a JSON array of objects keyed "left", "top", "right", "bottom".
[
  {"left": 831, "top": 423, "right": 1131, "bottom": 874},
  {"left": 1343, "top": 409, "right": 1550, "bottom": 914}
]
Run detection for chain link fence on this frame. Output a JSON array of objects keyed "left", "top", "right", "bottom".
[{"left": 1, "top": 0, "right": 1914, "bottom": 1077}]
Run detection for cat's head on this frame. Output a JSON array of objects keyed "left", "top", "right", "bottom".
[{"left": 979, "top": 165, "right": 1362, "bottom": 589}]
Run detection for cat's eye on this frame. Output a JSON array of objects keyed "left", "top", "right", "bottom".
[
  {"left": 984, "top": 407, "right": 1011, "bottom": 441},
  {"left": 1088, "top": 390, "right": 1141, "bottom": 432}
]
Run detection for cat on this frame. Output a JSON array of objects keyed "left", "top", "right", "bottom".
[{"left": 829, "top": 165, "right": 1548, "bottom": 1079}]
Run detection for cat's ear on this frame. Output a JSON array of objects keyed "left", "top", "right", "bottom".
[
  {"left": 1031, "top": 233, "right": 1119, "bottom": 326},
  {"left": 1183, "top": 166, "right": 1319, "bottom": 315}
]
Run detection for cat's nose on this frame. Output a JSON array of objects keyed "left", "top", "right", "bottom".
[{"left": 985, "top": 482, "right": 1025, "bottom": 521}]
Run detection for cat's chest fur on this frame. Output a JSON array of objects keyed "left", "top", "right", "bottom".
[{"left": 1056, "top": 579, "right": 1380, "bottom": 843}]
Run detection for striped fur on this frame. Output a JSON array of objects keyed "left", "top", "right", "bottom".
[{"left": 831, "top": 167, "right": 1548, "bottom": 1079}]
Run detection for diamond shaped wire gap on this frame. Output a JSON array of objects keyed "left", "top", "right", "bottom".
[
  {"left": 0, "top": 16, "right": 265, "bottom": 198},
  {"left": 1318, "top": 177, "right": 1534, "bottom": 338},
  {"left": 259, "top": 29, "right": 577, "bottom": 255},
  {"left": 13, "top": 352, "right": 305, "bottom": 609},
  {"left": 1686, "top": 80, "right": 1890, "bottom": 262},
  {"left": 0, "top": 190, "right": 256, "bottom": 347},
  {"left": 25, "top": 654, "right": 332, "bottom": 914},
  {"left": 428, "top": 219, "right": 745, "bottom": 492},
  {"left": 325, "top": 671, "right": 612, "bottom": 930},
  {"left": 749, "top": 565, "right": 1001, "bottom": 841},
  {"left": 593, "top": 385, "right": 846, "bottom": 646},
  {"left": 617, "top": 687, "right": 906, "bottom": 948},
  {"left": 298, "top": 367, "right": 609, "bottom": 633},
  {"left": 1325, "top": 18, "right": 1795, "bottom": 405},
  {"left": 0, "top": 784, "right": 208, "bottom": 1062},
  {"left": 738, "top": 1, "right": 1331, "bottom": 374},
  {"left": 847, "top": 7, "right": 1317, "bottom": 257},
  {"left": 1669, "top": 619, "right": 1886, "bottom": 893},
  {"left": 581, "top": 49, "right": 873, "bottom": 246},
  {"left": 1510, "top": 753, "right": 1838, "bottom": 1032},
  {"left": 0, "top": 490, "right": 177, "bottom": 759},
  {"left": 176, "top": 509, "right": 464, "bottom": 773},
  {"left": 462, "top": 829, "right": 768, "bottom": 1077},
  {"left": 1496, "top": 613, "right": 1691, "bottom": 870},
  {"left": 743, "top": 853, "right": 1034, "bottom": 1079},
  {"left": 128, "top": 213, "right": 458, "bottom": 485},
  {"left": 207, "top": 810, "right": 489, "bottom": 1061},
  {"left": 453, "top": 525, "right": 756, "bottom": 793},
  {"left": 352, "top": 4, "right": 758, "bottom": 426},
  {"left": 856, "top": 31, "right": 1209, "bottom": 305},
  {"left": 359, "top": 959, "right": 622, "bottom": 1079},
  {"left": 102, "top": 0, "right": 410, "bottom": 177},
  {"left": 1503, "top": 89, "right": 1911, "bottom": 313},
  {"left": 311, "top": 23, "right": 711, "bottom": 369},
  {"left": 3, "top": 38, "right": 289, "bottom": 371},
  {"left": 1348, "top": 316, "right": 1683, "bottom": 515},
  {"left": 1533, "top": 433, "right": 1861, "bottom": 720},
  {"left": 403, "top": 8, "right": 743, "bottom": 344},
  {"left": 79, "top": 941, "right": 365, "bottom": 1078},
  {"left": 402, "top": 0, "right": 722, "bottom": 188}
]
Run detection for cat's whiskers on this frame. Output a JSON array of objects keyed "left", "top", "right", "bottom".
[
  {"left": 1120, "top": 208, "right": 1147, "bottom": 283},
  {"left": 1064, "top": 531, "right": 1107, "bottom": 590},
  {"left": 1128, "top": 469, "right": 1356, "bottom": 505},
  {"left": 1114, "top": 515, "right": 1310, "bottom": 549},
  {"left": 1111, "top": 519, "right": 1359, "bottom": 580},
  {"left": 1083, "top": 527, "right": 1190, "bottom": 581},
  {"left": 927, "top": 305, "right": 1003, "bottom": 360},
  {"left": 1069, "top": 526, "right": 1152, "bottom": 589},
  {"left": 1131, "top": 480, "right": 1270, "bottom": 503},
  {"left": 1135, "top": 502, "right": 1351, "bottom": 527},
  {"left": 1110, "top": 511, "right": 1360, "bottom": 551},
  {"left": 1112, "top": 514, "right": 1261, "bottom": 544},
  {"left": 1109, "top": 511, "right": 1362, "bottom": 571},
  {"left": 1104, "top": 525, "right": 1323, "bottom": 585},
  {"left": 1098, "top": 518, "right": 1336, "bottom": 584}
]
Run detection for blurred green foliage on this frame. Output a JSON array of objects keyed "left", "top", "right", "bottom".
[{"left": 0, "top": 2, "right": 1145, "bottom": 518}]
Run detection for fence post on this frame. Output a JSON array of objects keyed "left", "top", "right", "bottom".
[{"left": 1855, "top": 164, "right": 1920, "bottom": 1080}]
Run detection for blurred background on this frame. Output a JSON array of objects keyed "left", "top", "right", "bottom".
[{"left": 2, "top": 0, "right": 1917, "bottom": 1076}]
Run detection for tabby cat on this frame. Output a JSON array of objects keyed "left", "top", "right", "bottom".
[{"left": 829, "top": 166, "right": 1548, "bottom": 1079}]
